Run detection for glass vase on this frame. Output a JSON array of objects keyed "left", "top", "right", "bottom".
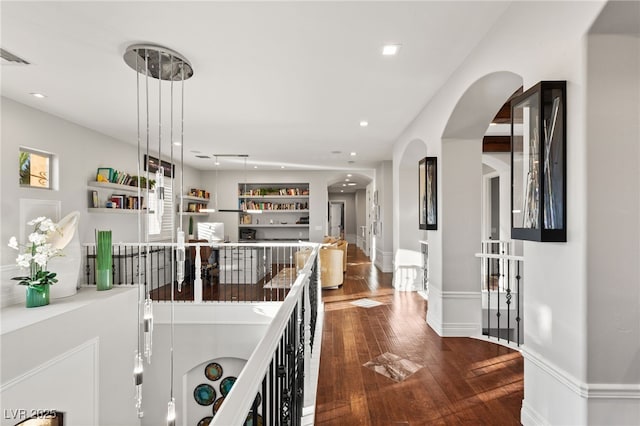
[
  {"left": 26, "top": 284, "right": 50, "bottom": 308},
  {"left": 96, "top": 230, "right": 113, "bottom": 291}
]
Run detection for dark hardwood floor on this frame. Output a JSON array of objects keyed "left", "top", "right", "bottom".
[{"left": 315, "top": 245, "right": 523, "bottom": 425}]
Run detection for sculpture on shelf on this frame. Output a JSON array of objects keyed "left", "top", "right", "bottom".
[{"left": 47, "top": 211, "right": 81, "bottom": 299}]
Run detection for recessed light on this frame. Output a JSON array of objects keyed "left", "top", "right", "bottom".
[
  {"left": 281, "top": 166, "right": 285, "bottom": 169},
  {"left": 345, "top": 179, "right": 350, "bottom": 182},
  {"left": 30, "top": 92, "right": 46, "bottom": 98},
  {"left": 342, "top": 184, "right": 347, "bottom": 187},
  {"left": 348, "top": 183, "right": 357, "bottom": 186},
  {"left": 173, "top": 141, "right": 181, "bottom": 146},
  {"left": 382, "top": 44, "right": 401, "bottom": 56},
  {"left": 340, "top": 190, "right": 344, "bottom": 193},
  {"left": 350, "top": 152, "right": 357, "bottom": 156},
  {"left": 254, "top": 165, "right": 258, "bottom": 169},
  {"left": 347, "top": 174, "right": 352, "bottom": 177},
  {"left": 360, "top": 121, "right": 368, "bottom": 127}
]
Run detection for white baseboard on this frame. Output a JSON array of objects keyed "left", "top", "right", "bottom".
[
  {"left": 521, "top": 346, "right": 640, "bottom": 425},
  {"left": 425, "top": 286, "right": 481, "bottom": 337},
  {"left": 523, "top": 346, "right": 640, "bottom": 399},
  {"left": 374, "top": 249, "right": 393, "bottom": 273},
  {"left": 521, "top": 400, "right": 546, "bottom": 426}
]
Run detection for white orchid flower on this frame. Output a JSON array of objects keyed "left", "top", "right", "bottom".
[
  {"left": 39, "top": 219, "right": 57, "bottom": 233},
  {"left": 28, "top": 232, "right": 47, "bottom": 245},
  {"left": 16, "top": 254, "right": 32, "bottom": 268},
  {"left": 27, "top": 216, "right": 46, "bottom": 226},
  {"left": 33, "top": 253, "right": 48, "bottom": 267},
  {"left": 8, "top": 236, "right": 19, "bottom": 250}
]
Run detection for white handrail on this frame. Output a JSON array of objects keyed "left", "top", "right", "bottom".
[
  {"left": 211, "top": 245, "right": 319, "bottom": 425},
  {"left": 475, "top": 252, "right": 524, "bottom": 261}
]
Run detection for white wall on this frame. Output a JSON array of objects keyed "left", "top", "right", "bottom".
[
  {"left": 354, "top": 189, "right": 367, "bottom": 251},
  {"left": 1, "top": 97, "right": 203, "bottom": 260},
  {"left": 584, "top": 33, "right": 640, "bottom": 422},
  {"left": 1, "top": 288, "right": 139, "bottom": 426},
  {"left": 374, "top": 161, "right": 393, "bottom": 272}
]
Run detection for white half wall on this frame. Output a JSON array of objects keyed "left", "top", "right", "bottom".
[{"left": 1, "top": 288, "right": 139, "bottom": 426}]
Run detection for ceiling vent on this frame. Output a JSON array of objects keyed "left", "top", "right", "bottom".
[
  {"left": 1, "top": 48, "right": 30, "bottom": 66},
  {"left": 195, "top": 155, "right": 211, "bottom": 159}
]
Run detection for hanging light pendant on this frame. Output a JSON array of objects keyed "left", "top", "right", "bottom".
[{"left": 124, "top": 43, "right": 193, "bottom": 420}]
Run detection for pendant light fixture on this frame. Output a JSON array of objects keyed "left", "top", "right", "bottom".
[{"left": 124, "top": 43, "right": 193, "bottom": 421}]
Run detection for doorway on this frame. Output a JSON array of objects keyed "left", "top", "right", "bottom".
[{"left": 328, "top": 201, "right": 344, "bottom": 239}]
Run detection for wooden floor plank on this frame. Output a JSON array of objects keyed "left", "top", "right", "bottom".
[{"left": 315, "top": 245, "right": 523, "bottom": 425}]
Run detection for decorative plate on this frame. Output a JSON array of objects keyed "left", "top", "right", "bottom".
[
  {"left": 212, "top": 397, "right": 225, "bottom": 415},
  {"left": 197, "top": 416, "right": 213, "bottom": 426},
  {"left": 244, "top": 413, "right": 264, "bottom": 426},
  {"left": 194, "top": 383, "right": 216, "bottom": 406},
  {"left": 220, "top": 376, "right": 237, "bottom": 397},
  {"left": 205, "top": 362, "right": 223, "bottom": 381}
]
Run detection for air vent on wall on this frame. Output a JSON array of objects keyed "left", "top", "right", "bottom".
[{"left": 1, "top": 48, "right": 30, "bottom": 65}]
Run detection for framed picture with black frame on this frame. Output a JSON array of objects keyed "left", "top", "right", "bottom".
[
  {"left": 144, "top": 154, "right": 175, "bottom": 178},
  {"left": 419, "top": 157, "right": 437, "bottom": 230}
]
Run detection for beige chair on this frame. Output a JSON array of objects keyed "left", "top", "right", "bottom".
[
  {"left": 335, "top": 240, "right": 348, "bottom": 272},
  {"left": 319, "top": 247, "right": 343, "bottom": 288},
  {"left": 295, "top": 248, "right": 312, "bottom": 272}
]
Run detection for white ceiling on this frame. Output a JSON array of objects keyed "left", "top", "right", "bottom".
[{"left": 1, "top": 1, "right": 511, "bottom": 173}]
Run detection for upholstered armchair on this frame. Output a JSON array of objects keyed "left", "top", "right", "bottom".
[{"left": 319, "top": 247, "right": 344, "bottom": 288}]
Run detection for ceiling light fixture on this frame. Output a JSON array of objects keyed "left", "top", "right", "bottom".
[
  {"left": 124, "top": 43, "right": 193, "bottom": 423},
  {"left": 281, "top": 166, "right": 285, "bottom": 169},
  {"left": 348, "top": 183, "right": 357, "bottom": 186},
  {"left": 350, "top": 152, "right": 357, "bottom": 156},
  {"left": 342, "top": 184, "right": 347, "bottom": 187},
  {"left": 172, "top": 141, "right": 181, "bottom": 146},
  {"left": 359, "top": 120, "right": 368, "bottom": 127},
  {"left": 382, "top": 44, "right": 401, "bottom": 56},
  {"left": 347, "top": 174, "right": 352, "bottom": 177},
  {"left": 30, "top": 92, "right": 46, "bottom": 98},
  {"left": 345, "top": 179, "right": 350, "bottom": 182}
]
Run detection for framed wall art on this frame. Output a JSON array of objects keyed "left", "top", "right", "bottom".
[
  {"left": 419, "top": 157, "right": 437, "bottom": 230},
  {"left": 511, "top": 80, "right": 566, "bottom": 242}
]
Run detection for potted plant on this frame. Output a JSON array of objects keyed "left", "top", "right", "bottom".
[{"left": 7, "top": 216, "right": 63, "bottom": 307}]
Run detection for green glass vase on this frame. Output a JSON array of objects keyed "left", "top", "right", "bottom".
[
  {"left": 96, "top": 230, "right": 113, "bottom": 291},
  {"left": 26, "top": 284, "right": 50, "bottom": 308}
]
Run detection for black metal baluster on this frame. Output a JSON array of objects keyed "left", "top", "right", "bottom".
[
  {"left": 85, "top": 246, "right": 91, "bottom": 285},
  {"left": 486, "top": 257, "right": 490, "bottom": 338},
  {"left": 516, "top": 261, "right": 522, "bottom": 346},
  {"left": 496, "top": 255, "right": 501, "bottom": 341}
]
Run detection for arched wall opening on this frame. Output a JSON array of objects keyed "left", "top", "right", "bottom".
[{"left": 426, "top": 71, "right": 523, "bottom": 337}]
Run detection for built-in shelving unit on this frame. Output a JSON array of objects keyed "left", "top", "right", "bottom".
[
  {"left": 237, "top": 183, "right": 310, "bottom": 241},
  {"left": 178, "top": 195, "right": 209, "bottom": 216},
  {"left": 87, "top": 181, "right": 151, "bottom": 213}
]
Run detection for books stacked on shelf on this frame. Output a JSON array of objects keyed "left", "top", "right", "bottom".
[
  {"left": 240, "top": 201, "right": 309, "bottom": 210},
  {"left": 107, "top": 194, "right": 145, "bottom": 210},
  {"left": 188, "top": 188, "right": 210, "bottom": 199},
  {"left": 96, "top": 167, "right": 135, "bottom": 186},
  {"left": 296, "top": 217, "right": 309, "bottom": 225},
  {"left": 240, "top": 187, "right": 309, "bottom": 196},
  {"left": 187, "top": 203, "right": 207, "bottom": 213}
]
